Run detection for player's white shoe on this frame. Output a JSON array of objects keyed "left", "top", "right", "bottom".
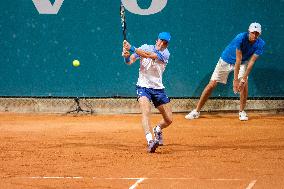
[
  {"left": 185, "top": 109, "right": 200, "bottom": 120},
  {"left": 147, "top": 140, "right": 159, "bottom": 153},
  {"left": 239, "top": 111, "right": 248, "bottom": 121},
  {"left": 153, "top": 126, "right": 163, "bottom": 146}
]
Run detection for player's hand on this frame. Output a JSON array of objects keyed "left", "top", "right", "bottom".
[
  {"left": 122, "top": 48, "right": 130, "bottom": 58},
  {"left": 123, "top": 40, "right": 131, "bottom": 51},
  {"left": 238, "top": 78, "right": 247, "bottom": 92},
  {"left": 233, "top": 79, "right": 239, "bottom": 94}
]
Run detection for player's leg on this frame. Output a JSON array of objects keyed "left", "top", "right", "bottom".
[
  {"left": 238, "top": 63, "right": 249, "bottom": 121},
  {"left": 138, "top": 96, "right": 152, "bottom": 137},
  {"left": 185, "top": 80, "right": 218, "bottom": 120},
  {"left": 240, "top": 81, "right": 248, "bottom": 111},
  {"left": 156, "top": 102, "right": 173, "bottom": 129},
  {"left": 151, "top": 90, "right": 172, "bottom": 145},
  {"left": 185, "top": 58, "right": 230, "bottom": 120},
  {"left": 153, "top": 103, "right": 172, "bottom": 146},
  {"left": 239, "top": 82, "right": 249, "bottom": 121},
  {"left": 196, "top": 80, "right": 218, "bottom": 112},
  {"left": 138, "top": 96, "right": 159, "bottom": 152},
  {"left": 137, "top": 86, "right": 159, "bottom": 152}
]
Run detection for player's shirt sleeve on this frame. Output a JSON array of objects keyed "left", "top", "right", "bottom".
[
  {"left": 254, "top": 40, "right": 265, "bottom": 56},
  {"left": 133, "top": 44, "right": 149, "bottom": 59},
  {"left": 154, "top": 49, "right": 170, "bottom": 63},
  {"left": 234, "top": 33, "right": 245, "bottom": 50},
  {"left": 139, "top": 44, "right": 150, "bottom": 51},
  {"left": 133, "top": 44, "right": 170, "bottom": 63}
]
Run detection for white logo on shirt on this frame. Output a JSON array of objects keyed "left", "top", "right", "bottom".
[{"left": 141, "top": 58, "right": 155, "bottom": 70}]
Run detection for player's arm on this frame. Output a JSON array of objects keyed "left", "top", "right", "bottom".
[
  {"left": 122, "top": 48, "right": 137, "bottom": 65},
  {"left": 134, "top": 48, "right": 158, "bottom": 60},
  {"left": 240, "top": 40, "right": 264, "bottom": 84},
  {"left": 238, "top": 54, "right": 258, "bottom": 91},
  {"left": 122, "top": 40, "right": 138, "bottom": 65},
  {"left": 242, "top": 54, "right": 258, "bottom": 81},
  {"left": 233, "top": 49, "right": 242, "bottom": 93},
  {"left": 123, "top": 40, "right": 163, "bottom": 63},
  {"left": 238, "top": 38, "right": 264, "bottom": 91}
]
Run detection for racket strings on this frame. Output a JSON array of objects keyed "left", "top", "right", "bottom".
[{"left": 120, "top": 3, "right": 127, "bottom": 40}]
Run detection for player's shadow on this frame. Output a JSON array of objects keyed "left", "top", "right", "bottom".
[{"left": 193, "top": 68, "right": 284, "bottom": 97}]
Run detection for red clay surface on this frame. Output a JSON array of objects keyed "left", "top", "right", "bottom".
[{"left": 0, "top": 112, "right": 284, "bottom": 189}]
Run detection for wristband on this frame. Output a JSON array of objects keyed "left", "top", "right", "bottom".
[
  {"left": 129, "top": 46, "right": 136, "bottom": 53},
  {"left": 124, "top": 57, "right": 130, "bottom": 63}
]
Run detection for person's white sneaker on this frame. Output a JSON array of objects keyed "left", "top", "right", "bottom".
[
  {"left": 239, "top": 111, "right": 248, "bottom": 121},
  {"left": 185, "top": 109, "right": 200, "bottom": 120},
  {"left": 153, "top": 126, "right": 163, "bottom": 146}
]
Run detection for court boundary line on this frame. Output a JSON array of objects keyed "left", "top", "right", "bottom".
[
  {"left": 245, "top": 180, "right": 257, "bottom": 189},
  {"left": 129, "top": 178, "right": 145, "bottom": 189},
  {"left": 21, "top": 176, "right": 257, "bottom": 189}
]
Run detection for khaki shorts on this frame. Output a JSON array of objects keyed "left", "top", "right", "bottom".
[{"left": 210, "top": 58, "right": 248, "bottom": 84}]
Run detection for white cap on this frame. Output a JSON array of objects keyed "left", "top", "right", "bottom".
[{"left": 249, "top": 22, "right": 262, "bottom": 33}]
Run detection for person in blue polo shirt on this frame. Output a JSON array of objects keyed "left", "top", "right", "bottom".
[
  {"left": 185, "top": 23, "right": 265, "bottom": 121},
  {"left": 122, "top": 32, "right": 173, "bottom": 153}
]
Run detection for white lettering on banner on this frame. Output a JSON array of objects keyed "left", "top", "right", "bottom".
[
  {"left": 32, "top": 0, "right": 64, "bottom": 14},
  {"left": 121, "top": 0, "right": 167, "bottom": 15},
  {"left": 32, "top": 0, "right": 167, "bottom": 15}
]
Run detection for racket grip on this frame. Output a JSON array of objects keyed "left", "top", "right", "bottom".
[{"left": 124, "top": 57, "right": 130, "bottom": 63}]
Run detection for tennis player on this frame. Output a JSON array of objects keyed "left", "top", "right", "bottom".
[
  {"left": 185, "top": 23, "right": 265, "bottom": 121},
  {"left": 122, "top": 32, "right": 173, "bottom": 153}
]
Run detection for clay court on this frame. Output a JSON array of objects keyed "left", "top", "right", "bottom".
[{"left": 0, "top": 112, "right": 283, "bottom": 189}]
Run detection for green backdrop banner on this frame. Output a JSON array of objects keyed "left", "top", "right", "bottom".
[{"left": 0, "top": 0, "right": 283, "bottom": 97}]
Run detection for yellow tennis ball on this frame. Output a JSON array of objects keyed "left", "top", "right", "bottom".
[{"left": 73, "top": 60, "right": 80, "bottom": 67}]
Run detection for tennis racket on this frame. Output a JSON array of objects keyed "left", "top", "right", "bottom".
[{"left": 120, "top": 1, "right": 127, "bottom": 41}]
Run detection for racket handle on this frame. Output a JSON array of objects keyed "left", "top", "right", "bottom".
[{"left": 124, "top": 57, "right": 130, "bottom": 63}]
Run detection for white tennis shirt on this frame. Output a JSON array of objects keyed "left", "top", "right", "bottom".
[{"left": 134, "top": 44, "right": 170, "bottom": 89}]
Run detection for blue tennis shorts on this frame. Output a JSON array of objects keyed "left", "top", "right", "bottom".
[{"left": 136, "top": 86, "right": 170, "bottom": 108}]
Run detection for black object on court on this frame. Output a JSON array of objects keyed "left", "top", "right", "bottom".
[{"left": 66, "top": 97, "right": 93, "bottom": 114}]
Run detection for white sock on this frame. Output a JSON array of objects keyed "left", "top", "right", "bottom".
[
  {"left": 155, "top": 125, "right": 161, "bottom": 133},
  {"left": 145, "top": 132, "right": 153, "bottom": 144}
]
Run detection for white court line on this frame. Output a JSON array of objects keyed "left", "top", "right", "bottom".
[
  {"left": 245, "top": 180, "right": 257, "bottom": 189},
  {"left": 22, "top": 176, "right": 257, "bottom": 189},
  {"left": 92, "top": 177, "right": 146, "bottom": 189},
  {"left": 102, "top": 178, "right": 143, "bottom": 180},
  {"left": 23, "top": 176, "right": 247, "bottom": 181},
  {"left": 129, "top": 178, "right": 146, "bottom": 189},
  {"left": 29, "top": 176, "right": 83, "bottom": 179},
  {"left": 157, "top": 177, "right": 242, "bottom": 181},
  {"left": 24, "top": 176, "right": 245, "bottom": 180}
]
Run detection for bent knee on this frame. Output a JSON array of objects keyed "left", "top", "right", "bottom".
[{"left": 165, "top": 118, "right": 173, "bottom": 126}]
